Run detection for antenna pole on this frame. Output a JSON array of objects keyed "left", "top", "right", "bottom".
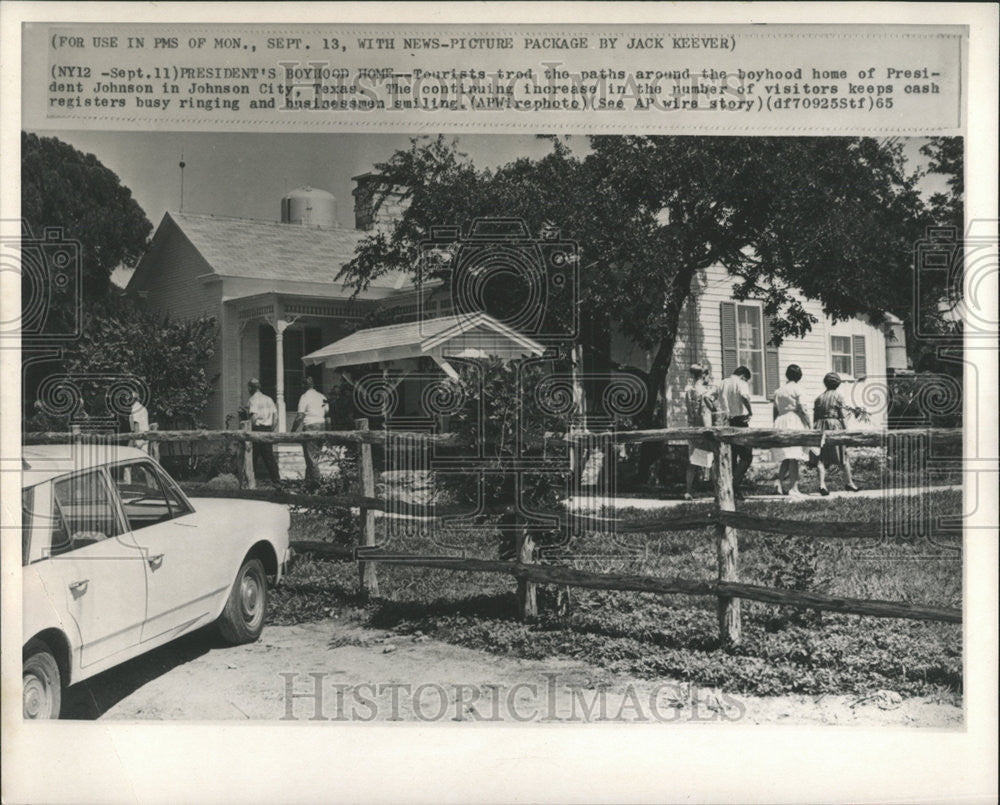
[{"left": 179, "top": 153, "right": 186, "bottom": 211}]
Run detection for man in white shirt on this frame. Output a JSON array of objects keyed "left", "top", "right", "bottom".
[
  {"left": 292, "top": 374, "right": 328, "bottom": 484},
  {"left": 128, "top": 398, "right": 150, "bottom": 453},
  {"left": 246, "top": 378, "right": 281, "bottom": 485},
  {"left": 717, "top": 366, "right": 754, "bottom": 495}
]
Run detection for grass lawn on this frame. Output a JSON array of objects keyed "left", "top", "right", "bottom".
[{"left": 269, "top": 488, "right": 963, "bottom": 702}]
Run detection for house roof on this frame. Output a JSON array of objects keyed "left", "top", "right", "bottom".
[
  {"left": 165, "top": 211, "right": 413, "bottom": 290},
  {"left": 302, "top": 313, "right": 546, "bottom": 370}
]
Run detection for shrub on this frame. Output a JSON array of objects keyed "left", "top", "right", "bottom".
[
  {"left": 759, "top": 535, "right": 831, "bottom": 630},
  {"left": 206, "top": 472, "right": 240, "bottom": 490}
]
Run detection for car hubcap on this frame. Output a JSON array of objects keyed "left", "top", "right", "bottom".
[
  {"left": 23, "top": 673, "right": 49, "bottom": 719},
  {"left": 240, "top": 574, "right": 260, "bottom": 622}
]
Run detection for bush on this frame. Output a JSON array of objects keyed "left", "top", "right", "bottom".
[
  {"left": 206, "top": 472, "right": 240, "bottom": 490},
  {"left": 296, "top": 445, "right": 363, "bottom": 548},
  {"left": 759, "top": 536, "right": 831, "bottom": 630},
  {"left": 59, "top": 296, "right": 218, "bottom": 428}
]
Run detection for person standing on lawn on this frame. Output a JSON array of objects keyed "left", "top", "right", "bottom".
[
  {"left": 127, "top": 395, "right": 150, "bottom": 454},
  {"left": 813, "top": 372, "right": 860, "bottom": 495},
  {"left": 292, "top": 374, "right": 328, "bottom": 485},
  {"left": 245, "top": 378, "right": 282, "bottom": 486},
  {"left": 718, "top": 366, "right": 754, "bottom": 496},
  {"left": 683, "top": 362, "right": 717, "bottom": 500},
  {"left": 770, "top": 364, "right": 811, "bottom": 498}
]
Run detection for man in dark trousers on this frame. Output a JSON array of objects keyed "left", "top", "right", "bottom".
[
  {"left": 291, "top": 374, "right": 328, "bottom": 485},
  {"left": 245, "top": 378, "right": 281, "bottom": 486},
  {"left": 718, "top": 366, "right": 754, "bottom": 497}
]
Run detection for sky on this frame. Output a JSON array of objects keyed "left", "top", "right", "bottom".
[
  {"left": 32, "top": 130, "right": 560, "bottom": 227},
  {"left": 28, "top": 130, "right": 948, "bottom": 285}
]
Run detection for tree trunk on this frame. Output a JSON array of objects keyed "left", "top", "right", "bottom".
[{"left": 634, "top": 267, "right": 696, "bottom": 485}]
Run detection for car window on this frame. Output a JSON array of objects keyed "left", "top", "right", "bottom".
[
  {"left": 110, "top": 461, "right": 190, "bottom": 530},
  {"left": 52, "top": 470, "right": 124, "bottom": 551},
  {"left": 22, "top": 482, "right": 73, "bottom": 564},
  {"left": 152, "top": 464, "right": 194, "bottom": 518}
]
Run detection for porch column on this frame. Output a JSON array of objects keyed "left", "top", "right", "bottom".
[{"left": 275, "top": 319, "right": 290, "bottom": 431}]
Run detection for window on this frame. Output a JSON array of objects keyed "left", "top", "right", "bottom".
[
  {"left": 52, "top": 470, "right": 124, "bottom": 551},
  {"left": 22, "top": 482, "right": 73, "bottom": 564},
  {"left": 110, "top": 461, "right": 192, "bottom": 531},
  {"left": 831, "top": 336, "right": 853, "bottom": 376},
  {"left": 831, "top": 335, "right": 867, "bottom": 378},
  {"left": 152, "top": 464, "right": 194, "bottom": 519},
  {"left": 736, "top": 304, "right": 765, "bottom": 397}
]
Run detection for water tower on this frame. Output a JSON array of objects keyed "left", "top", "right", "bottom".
[{"left": 281, "top": 186, "right": 337, "bottom": 228}]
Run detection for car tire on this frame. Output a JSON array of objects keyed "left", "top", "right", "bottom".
[
  {"left": 217, "top": 557, "right": 267, "bottom": 645},
  {"left": 23, "top": 638, "right": 62, "bottom": 720}
]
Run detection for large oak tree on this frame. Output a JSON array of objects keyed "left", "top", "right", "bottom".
[
  {"left": 341, "top": 135, "right": 933, "bottom": 427},
  {"left": 21, "top": 132, "right": 152, "bottom": 302}
]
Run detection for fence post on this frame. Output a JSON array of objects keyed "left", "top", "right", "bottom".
[
  {"left": 712, "top": 436, "right": 741, "bottom": 648},
  {"left": 515, "top": 514, "right": 538, "bottom": 621},
  {"left": 239, "top": 420, "right": 256, "bottom": 490},
  {"left": 356, "top": 418, "right": 379, "bottom": 600}
]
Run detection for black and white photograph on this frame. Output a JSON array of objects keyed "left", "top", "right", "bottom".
[
  {"left": 2, "top": 5, "right": 996, "bottom": 805},
  {"left": 15, "top": 129, "right": 969, "bottom": 725}
]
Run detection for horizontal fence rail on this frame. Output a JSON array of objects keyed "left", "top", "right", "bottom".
[
  {"left": 285, "top": 544, "right": 961, "bottom": 625},
  {"left": 24, "top": 428, "right": 460, "bottom": 446},
  {"left": 23, "top": 424, "right": 963, "bottom": 647},
  {"left": 24, "top": 426, "right": 962, "bottom": 449},
  {"left": 557, "top": 426, "right": 963, "bottom": 449}
]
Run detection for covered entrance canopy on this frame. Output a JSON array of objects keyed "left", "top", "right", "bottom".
[{"left": 302, "top": 313, "right": 546, "bottom": 378}]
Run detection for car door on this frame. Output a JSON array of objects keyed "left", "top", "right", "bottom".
[
  {"left": 25, "top": 471, "right": 148, "bottom": 669},
  {"left": 109, "top": 460, "right": 230, "bottom": 642}
]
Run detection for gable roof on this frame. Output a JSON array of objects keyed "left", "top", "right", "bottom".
[
  {"left": 302, "top": 313, "right": 546, "bottom": 369},
  {"left": 162, "top": 211, "right": 412, "bottom": 290}
]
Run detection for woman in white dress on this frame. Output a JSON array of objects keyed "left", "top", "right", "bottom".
[{"left": 771, "top": 364, "right": 811, "bottom": 498}]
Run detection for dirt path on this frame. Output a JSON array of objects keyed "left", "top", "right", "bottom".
[{"left": 61, "top": 619, "right": 962, "bottom": 726}]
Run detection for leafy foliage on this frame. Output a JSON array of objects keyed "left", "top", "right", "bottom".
[
  {"left": 340, "top": 135, "right": 934, "bottom": 425},
  {"left": 442, "top": 357, "right": 570, "bottom": 509},
  {"left": 21, "top": 132, "right": 152, "bottom": 301},
  {"left": 910, "top": 137, "right": 964, "bottom": 377},
  {"left": 62, "top": 297, "right": 218, "bottom": 427}
]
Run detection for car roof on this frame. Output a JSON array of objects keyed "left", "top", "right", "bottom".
[{"left": 22, "top": 444, "right": 154, "bottom": 487}]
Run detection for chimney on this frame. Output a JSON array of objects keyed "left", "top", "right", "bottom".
[{"left": 352, "top": 173, "right": 408, "bottom": 231}]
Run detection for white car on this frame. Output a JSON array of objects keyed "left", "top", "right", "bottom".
[{"left": 21, "top": 444, "right": 292, "bottom": 719}]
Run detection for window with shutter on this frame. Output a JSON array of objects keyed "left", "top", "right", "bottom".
[
  {"left": 733, "top": 303, "right": 764, "bottom": 397},
  {"left": 830, "top": 334, "right": 867, "bottom": 379},
  {"left": 852, "top": 335, "right": 867, "bottom": 379},
  {"left": 720, "top": 302, "right": 737, "bottom": 379},
  {"left": 831, "top": 336, "right": 853, "bottom": 375},
  {"left": 763, "top": 315, "right": 780, "bottom": 400}
]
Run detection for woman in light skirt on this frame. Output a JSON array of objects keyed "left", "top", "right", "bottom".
[
  {"left": 771, "top": 364, "right": 811, "bottom": 498},
  {"left": 683, "top": 363, "right": 717, "bottom": 500}
]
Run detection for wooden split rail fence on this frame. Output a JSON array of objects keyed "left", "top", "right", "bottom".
[{"left": 25, "top": 424, "right": 963, "bottom": 647}]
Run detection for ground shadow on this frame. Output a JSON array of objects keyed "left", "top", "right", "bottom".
[{"left": 60, "top": 627, "right": 219, "bottom": 720}]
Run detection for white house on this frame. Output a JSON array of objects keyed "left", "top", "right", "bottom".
[
  {"left": 612, "top": 264, "right": 897, "bottom": 429},
  {"left": 128, "top": 175, "right": 904, "bottom": 431}
]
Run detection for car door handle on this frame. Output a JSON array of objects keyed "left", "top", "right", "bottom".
[
  {"left": 147, "top": 553, "right": 164, "bottom": 570},
  {"left": 69, "top": 579, "right": 89, "bottom": 594}
]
